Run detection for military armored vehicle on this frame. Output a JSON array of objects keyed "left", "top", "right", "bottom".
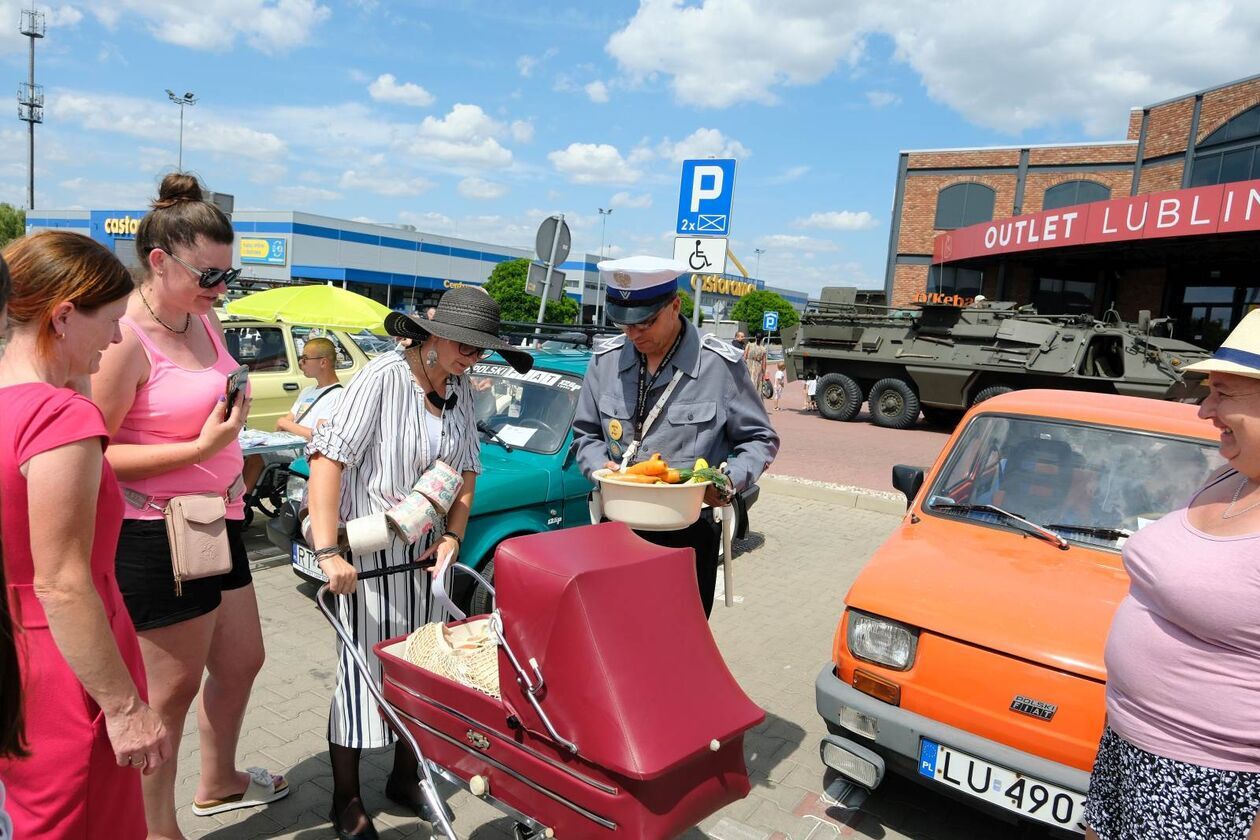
[{"left": 784, "top": 289, "right": 1211, "bottom": 430}]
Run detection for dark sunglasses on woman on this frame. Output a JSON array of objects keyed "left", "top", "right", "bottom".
[{"left": 161, "top": 249, "right": 242, "bottom": 289}]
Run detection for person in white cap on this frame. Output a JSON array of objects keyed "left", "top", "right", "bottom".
[
  {"left": 1081, "top": 309, "right": 1260, "bottom": 840},
  {"left": 572, "top": 256, "right": 779, "bottom": 616}
]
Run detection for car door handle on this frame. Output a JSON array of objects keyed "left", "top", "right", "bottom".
[{"left": 283, "top": 382, "right": 299, "bottom": 391}]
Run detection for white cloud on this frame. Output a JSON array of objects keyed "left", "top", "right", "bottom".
[
  {"left": 655, "top": 128, "right": 751, "bottom": 163},
  {"left": 607, "top": 0, "right": 865, "bottom": 108},
  {"left": 368, "top": 73, "right": 435, "bottom": 108},
  {"left": 408, "top": 103, "right": 513, "bottom": 168},
  {"left": 339, "top": 169, "right": 433, "bottom": 197},
  {"left": 399, "top": 210, "right": 455, "bottom": 232},
  {"left": 794, "top": 210, "right": 879, "bottom": 231},
  {"left": 517, "top": 48, "right": 557, "bottom": 78},
  {"left": 46, "top": 6, "right": 83, "bottom": 27},
  {"left": 758, "top": 233, "right": 841, "bottom": 252},
  {"left": 510, "top": 120, "right": 534, "bottom": 143},
  {"left": 275, "top": 185, "right": 342, "bottom": 206},
  {"left": 458, "top": 177, "right": 508, "bottom": 199},
  {"left": 52, "top": 91, "right": 287, "bottom": 161},
  {"left": 547, "top": 143, "right": 643, "bottom": 184},
  {"left": 768, "top": 165, "right": 810, "bottom": 184},
  {"left": 89, "top": 0, "right": 331, "bottom": 55},
  {"left": 610, "top": 191, "right": 652, "bottom": 209},
  {"left": 866, "top": 90, "right": 900, "bottom": 108},
  {"left": 585, "top": 80, "right": 609, "bottom": 103},
  {"left": 606, "top": 0, "right": 1260, "bottom": 136}
]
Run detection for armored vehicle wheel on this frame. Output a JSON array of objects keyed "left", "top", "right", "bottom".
[
  {"left": 869, "top": 378, "right": 920, "bottom": 430},
  {"left": 972, "top": 385, "right": 1013, "bottom": 406},
  {"left": 816, "top": 373, "right": 863, "bottom": 422},
  {"left": 920, "top": 406, "right": 963, "bottom": 428}
]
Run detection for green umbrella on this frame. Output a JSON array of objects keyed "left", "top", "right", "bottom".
[{"left": 226, "top": 285, "right": 393, "bottom": 332}]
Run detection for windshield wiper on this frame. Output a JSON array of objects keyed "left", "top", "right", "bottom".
[
  {"left": 1045, "top": 523, "right": 1132, "bottom": 541},
  {"left": 476, "top": 421, "right": 514, "bottom": 452},
  {"left": 929, "top": 502, "right": 1069, "bottom": 550}
]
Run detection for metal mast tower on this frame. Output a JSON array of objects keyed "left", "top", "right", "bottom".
[{"left": 17, "top": 9, "right": 44, "bottom": 211}]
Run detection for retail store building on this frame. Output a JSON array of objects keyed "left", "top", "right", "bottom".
[
  {"left": 28, "top": 209, "right": 807, "bottom": 322},
  {"left": 884, "top": 73, "right": 1260, "bottom": 347}
]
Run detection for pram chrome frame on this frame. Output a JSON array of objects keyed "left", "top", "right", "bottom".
[{"left": 317, "top": 560, "right": 556, "bottom": 839}]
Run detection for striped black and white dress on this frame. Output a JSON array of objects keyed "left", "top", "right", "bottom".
[{"left": 309, "top": 348, "right": 481, "bottom": 749}]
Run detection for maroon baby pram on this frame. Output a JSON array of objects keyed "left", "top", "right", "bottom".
[{"left": 318, "top": 522, "right": 764, "bottom": 839}]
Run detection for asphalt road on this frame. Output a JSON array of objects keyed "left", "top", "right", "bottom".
[{"left": 761, "top": 382, "right": 953, "bottom": 494}]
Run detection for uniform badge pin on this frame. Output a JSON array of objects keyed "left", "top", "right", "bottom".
[{"left": 608, "top": 419, "right": 623, "bottom": 441}]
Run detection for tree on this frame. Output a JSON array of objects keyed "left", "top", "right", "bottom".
[
  {"left": 483, "top": 258, "right": 578, "bottom": 324},
  {"left": 0, "top": 204, "right": 25, "bottom": 248},
  {"left": 730, "top": 290, "right": 800, "bottom": 336},
  {"left": 677, "top": 289, "right": 704, "bottom": 325}
]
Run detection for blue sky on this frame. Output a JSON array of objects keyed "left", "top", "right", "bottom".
[{"left": 2, "top": 0, "right": 1259, "bottom": 295}]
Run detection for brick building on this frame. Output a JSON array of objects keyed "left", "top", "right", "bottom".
[{"left": 885, "top": 73, "right": 1260, "bottom": 347}]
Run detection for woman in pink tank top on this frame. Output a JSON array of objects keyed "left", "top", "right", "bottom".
[
  {"left": 92, "top": 175, "right": 287, "bottom": 839},
  {"left": 1084, "top": 311, "right": 1260, "bottom": 840}
]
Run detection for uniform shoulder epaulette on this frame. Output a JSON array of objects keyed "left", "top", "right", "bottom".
[
  {"left": 592, "top": 333, "right": 626, "bottom": 355},
  {"left": 700, "top": 333, "right": 744, "bottom": 363}
]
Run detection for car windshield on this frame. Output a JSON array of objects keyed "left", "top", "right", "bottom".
[
  {"left": 925, "top": 415, "right": 1224, "bottom": 548},
  {"left": 349, "top": 332, "right": 394, "bottom": 356},
  {"left": 469, "top": 362, "right": 582, "bottom": 455}
]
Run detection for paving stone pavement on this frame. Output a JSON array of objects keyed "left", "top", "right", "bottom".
[{"left": 176, "top": 489, "right": 1055, "bottom": 840}]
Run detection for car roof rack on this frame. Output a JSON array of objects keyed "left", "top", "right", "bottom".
[{"left": 498, "top": 321, "right": 617, "bottom": 350}]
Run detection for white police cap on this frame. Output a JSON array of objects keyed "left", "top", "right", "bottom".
[{"left": 598, "top": 255, "right": 688, "bottom": 325}]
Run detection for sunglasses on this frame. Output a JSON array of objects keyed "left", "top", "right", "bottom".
[
  {"left": 456, "top": 342, "right": 494, "bottom": 359},
  {"left": 162, "top": 249, "right": 242, "bottom": 289}
]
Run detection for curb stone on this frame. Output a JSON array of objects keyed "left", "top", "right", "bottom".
[{"left": 759, "top": 475, "right": 906, "bottom": 516}]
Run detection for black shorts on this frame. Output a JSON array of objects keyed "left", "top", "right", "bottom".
[{"left": 115, "top": 518, "right": 252, "bottom": 632}]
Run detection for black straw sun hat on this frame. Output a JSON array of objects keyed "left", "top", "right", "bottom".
[{"left": 384, "top": 286, "right": 533, "bottom": 374}]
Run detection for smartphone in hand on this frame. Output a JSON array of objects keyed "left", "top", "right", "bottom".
[{"left": 224, "top": 365, "right": 249, "bottom": 410}]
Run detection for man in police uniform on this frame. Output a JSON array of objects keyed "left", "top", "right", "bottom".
[{"left": 572, "top": 256, "right": 779, "bottom": 616}]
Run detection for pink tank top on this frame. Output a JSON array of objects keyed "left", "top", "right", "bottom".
[
  {"left": 114, "top": 314, "right": 246, "bottom": 520},
  {"left": 1103, "top": 470, "right": 1260, "bottom": 771}
]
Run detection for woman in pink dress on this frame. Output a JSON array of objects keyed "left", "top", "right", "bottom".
[{"left": 0, "top": 231, "right": 170, "bottom": 838}]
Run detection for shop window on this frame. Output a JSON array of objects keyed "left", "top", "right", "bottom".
[
  {"left": 1042, "top": 180, "right": 1111, "bottom": 212},
  {"left": 1034, "top": 277, "right": 1095, "bottom": 314},
  {"left": 1191, "top": 105, "right": 1260, "bottom": 187},
  {"left": 928, "top": 265, "right": 983, "bottom": 297},
  {"left": 934, "top": 183, "right": 996, "bottom": 230}
]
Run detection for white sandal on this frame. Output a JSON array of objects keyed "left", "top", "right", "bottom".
[{"left": 191, "top": 766, "right": 290, "bottom": 816}]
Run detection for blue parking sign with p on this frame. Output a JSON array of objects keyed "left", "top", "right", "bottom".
[
  {"left": 676, "top": 159, "right": 737, "bottom": 236},
  {"left": 762, "top": 311, "right": 779, "bottom": 332}
]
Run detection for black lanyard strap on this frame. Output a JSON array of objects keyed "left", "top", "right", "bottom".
[{"left": 633, "top": 317, "right": 686, "bottom": 430}]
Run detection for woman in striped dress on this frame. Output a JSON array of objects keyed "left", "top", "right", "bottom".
[{"left": 305, "top": 287, "right": 533, "bottom": 840}]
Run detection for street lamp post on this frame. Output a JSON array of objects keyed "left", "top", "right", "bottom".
[
  {"left": 165, "top": 89, "right": 197, "bottom": 170},
  {"left": 754, "top": 247, "right": 766, "bottom": 278},
  {"left": 596, "top": 207, "right": 613, "bottom": 325}
]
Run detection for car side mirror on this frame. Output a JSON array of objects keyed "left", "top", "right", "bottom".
[{"left": 891, "top": 465, "right": 925, "bottom": 508}]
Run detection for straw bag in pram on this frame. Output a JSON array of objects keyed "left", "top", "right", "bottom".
[{"left": 320, "top": 521, "right": 764, "bottom": 839}]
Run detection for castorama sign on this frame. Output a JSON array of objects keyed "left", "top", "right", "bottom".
[{"left": 934, "top": 179, "right": 1260, "bottom": 264}]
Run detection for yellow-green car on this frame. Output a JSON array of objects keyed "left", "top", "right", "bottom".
[{"left": 217, "top": 313, "right": 388, "bottom": 430}]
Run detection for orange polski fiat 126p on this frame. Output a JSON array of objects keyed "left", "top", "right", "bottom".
[{"left": 815, "top": 390, "right": 1222, "bottom": 835}]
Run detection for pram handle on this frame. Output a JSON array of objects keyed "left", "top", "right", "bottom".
[{"left": 316, "top": 567, "right": 459, "bottom": 840}]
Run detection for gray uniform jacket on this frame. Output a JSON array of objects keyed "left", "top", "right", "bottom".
[{"left": 572, "top": 320, "right": 779, "bottom": 493}]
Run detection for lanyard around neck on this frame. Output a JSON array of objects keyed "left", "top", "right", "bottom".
[{"left": 633, "top": 318, "right": 685, "bottom": 429}]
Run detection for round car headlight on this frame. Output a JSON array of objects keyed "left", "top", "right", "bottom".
[{"left": 847, "top": 611, "right": 919, "bottom": 671}]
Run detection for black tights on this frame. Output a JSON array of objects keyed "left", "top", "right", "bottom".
[{"left": 328, "top": 741, "right": 419, "bottom": 829}]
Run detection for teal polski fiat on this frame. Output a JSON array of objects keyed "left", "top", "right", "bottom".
[{"left": 272, "top": 346, "right": 596, "bottom": 611}]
